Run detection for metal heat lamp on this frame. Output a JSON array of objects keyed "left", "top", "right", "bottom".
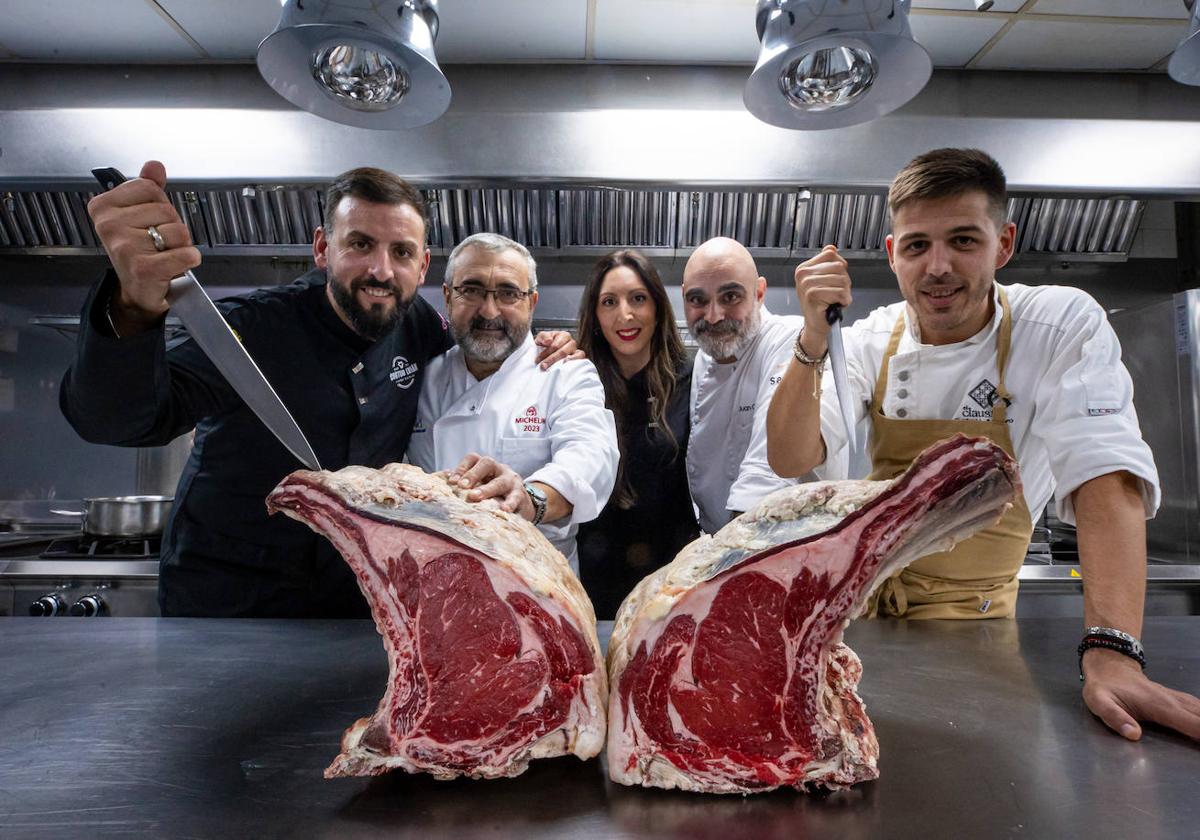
[
  {"left": 257, "top": 0, "right": 450, "bottom": 130},
  {"left": 743, "top": 0, "right": 932, "bottom": 131}
]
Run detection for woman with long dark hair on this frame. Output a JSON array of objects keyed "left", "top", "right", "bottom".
[{"left": 576, "top": 249, "right": 699, "bottom": 618}]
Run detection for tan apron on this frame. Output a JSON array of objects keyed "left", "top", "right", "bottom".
[{"left": 864, "top": 287, "right": 1032, "bottom": 620}]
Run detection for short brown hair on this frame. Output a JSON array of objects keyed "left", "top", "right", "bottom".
[
  {"left": 888, "top": 148, "right": 1007, "bottom": 227},
  {"left": 323, "top": 167, "right": 427, "bottom": 239}
]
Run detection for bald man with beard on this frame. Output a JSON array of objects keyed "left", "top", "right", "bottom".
[{"left": 682, "top": 237, "right": 807, "bottom": 533}]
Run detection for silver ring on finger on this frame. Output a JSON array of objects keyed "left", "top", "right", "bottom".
[{"left": 147, "top": 225, "right": 166, "bottom": 252}]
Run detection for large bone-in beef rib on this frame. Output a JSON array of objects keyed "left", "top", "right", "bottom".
[
  {"left": 607, "top": 434, "right": 1020, "bottom": 794},
  {"left": 266, "top": 463, "right": 607, "bottom": 780}
]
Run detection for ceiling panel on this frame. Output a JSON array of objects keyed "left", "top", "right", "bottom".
[
  {"left": 909, "top": 13, "right": 1007, "bottom": 67},
  {"left": 435, "top": 0, "right": 589, "bottom": 61},
  {"left": 594, "top": 0, "right": 760, "bottom": 63},
  {"left": 977, "top": 19, "right": 1188, "bottom": 70},
  {"left": 1031, "top": 0, "right": 1190, "bottom": 18},
  {"left": 1, "top": 0, "right": 201, "bottom": 61},
  {"left": 158, "top": 0, "right": 279, "bottom": 60},
  {"left": 914, "top": 0, "right": 1025, "bottom": 11}
]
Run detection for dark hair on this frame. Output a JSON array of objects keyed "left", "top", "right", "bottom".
[
  {"left": 577, "top": 249, "right": 686, "bottom": 509},
  {"left": 323, "top": 167, "right": 427, "bottom": 239},
  {"left": 888, "top": 148, "right": 1008, "bottom": 227}
]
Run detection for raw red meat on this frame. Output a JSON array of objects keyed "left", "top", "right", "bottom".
[
  {"left": 606, "top": 434, "right": 1019, "bottom": 793},
  {"left": 266, "top": 463, "right": 607, "bottom": 780}
]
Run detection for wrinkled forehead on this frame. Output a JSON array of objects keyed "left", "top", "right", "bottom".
[
  {"left": 453, "top": 246, "right": 532, "bottom": 289},
  {"left": 682, "top": 256, "right": 756, "bottom": 296}
]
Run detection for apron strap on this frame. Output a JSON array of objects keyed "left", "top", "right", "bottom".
[
  {"left": 991, "top": 286, "right": 1013, "bottom": 424},
  {"left": 870, "top": 312, "right": 908, "bottom": 413}
]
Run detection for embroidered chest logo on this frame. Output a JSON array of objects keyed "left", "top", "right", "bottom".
[
  {"left": 515, "top": 404, "right": 544, "bottom": 433},
  {"left": 389, "top": 355, "right": 419, "bottom": 389},
  {"left": 969, "top": 379, "right": 998, "bottom": 408},
  {"left": 962, "top": 378, "right": 1013, "bottom": 421}
]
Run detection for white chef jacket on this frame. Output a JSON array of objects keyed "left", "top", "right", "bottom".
[
  {"left": 406, "top": 334, "right": 618, "bottom": 572},
  {"left": 814, "top": 283, "right": 1160, "bottom": 525},
  {"left": 688, "top": 307, "right": 806, "bottom": 534}
]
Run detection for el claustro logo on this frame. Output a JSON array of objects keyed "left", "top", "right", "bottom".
[{"left": 962, "top": 379, "right": 1013, "bottom": 420}]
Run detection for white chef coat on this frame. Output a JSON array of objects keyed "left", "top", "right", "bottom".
[
  {"left": 814, "top": 283, "right": 1160, "bottom": 525},
  {"left": 688, "top": 307, "right": 806, "bottom": 534},
  {"left": 406, "top": 333, "right": 618, "bottom": 572}
]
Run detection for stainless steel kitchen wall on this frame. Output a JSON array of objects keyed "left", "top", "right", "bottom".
[{"left": 1, "top": 65, "right": 1200, "bottom": 194}]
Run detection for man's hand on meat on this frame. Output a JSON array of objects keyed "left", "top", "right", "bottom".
[
  {"left": 448, "top": 452, "right": 570, "bottom": 525},
  {"left": 405, "top": 233, "right": 618, "bottom": 573},
  {"left": 87, "top": 160, "right": 201, "bottom": 336}
]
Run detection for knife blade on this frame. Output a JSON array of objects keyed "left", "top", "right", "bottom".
[
  {"left": 91, "top": 167, "right": 322, "bottom": 471},
  {"left": 825, "top": 304, "right": 857, "bottom": 459}
]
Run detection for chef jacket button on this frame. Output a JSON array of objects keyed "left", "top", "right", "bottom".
[
  {"left": 897, "top": 389, "right": 908, "bottom": 399},
  {"left": 358, "top": 397, "right": 368, "bottom": 405},
  {"left": 898, "top": 370, "right": 909, "bottom": 382},
  {"left": 352, "top": 362, "right": 364, "bottom": 374},
  {"left": 896, "top": 408, "right": 907, "bottom": 418}
]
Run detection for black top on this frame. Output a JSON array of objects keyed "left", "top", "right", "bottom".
[
  {"left": 578, "top": 359, "right": 699, "bottom": 619},
  {"left": 59, "top": 269, "right": 453, "bottom": 618}
]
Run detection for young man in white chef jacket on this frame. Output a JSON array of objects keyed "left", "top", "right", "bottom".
[
  {"left": 406, "top": 233, "right": 619, "bottom": 573},
  {"left": 683, "top": 237, "right": 807, "bottom": 534},
  {"left": 767, "top": 147, "right": 1200, "bottom": 743}
]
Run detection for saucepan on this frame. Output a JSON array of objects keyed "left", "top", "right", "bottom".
[{"left": 51, "top": 496, "right": 174, "bottom": 537}]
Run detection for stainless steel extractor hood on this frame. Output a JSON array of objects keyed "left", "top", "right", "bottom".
[
  {"left": 0, "top": 63, "right": 1194, "bottom": 260},
  {"left": 0, "top": 183, "right": 1146, "bottom": 262}
]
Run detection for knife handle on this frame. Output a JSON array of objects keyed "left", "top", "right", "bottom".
[
  {"left": 825, "top": 304, "right": 843, "bottom": 326},
  {"left": 91, "top": 167, "right": 128, "bottom": 192}
]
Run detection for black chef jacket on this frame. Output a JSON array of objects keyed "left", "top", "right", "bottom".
[
  {"left": 577, "top": 358, "right": 700, "bottom": 619},
  {"left": 60, "top": 269, "right": 453, "bottom": 618}
]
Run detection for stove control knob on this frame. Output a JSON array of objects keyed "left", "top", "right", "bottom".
[
  {"left": 29, "top": 593, "right": 67, "bottom": 617},
  {"left": 69, "top": 594, "right": 107, "bottom": 618}
]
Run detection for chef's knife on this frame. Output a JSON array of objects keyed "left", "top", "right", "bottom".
[
  {"left": 825, "top": 304, "right": 858, "bottom": 458},
  {"left": 91, "top": 167, "right": 322, "bottom": 471}
]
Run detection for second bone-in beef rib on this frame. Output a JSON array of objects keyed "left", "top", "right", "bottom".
[
  {"left": 606, "top": 434, "right": 1020, "bottom": 794},
  {"left": 266, "top": 463, "right": 607, "bottom": 780}
]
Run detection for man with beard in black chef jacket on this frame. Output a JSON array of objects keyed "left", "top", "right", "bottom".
[{"left": 60, "top": 161, "right": 575, "bottom": 618}]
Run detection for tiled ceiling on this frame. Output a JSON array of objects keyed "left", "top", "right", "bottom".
[{"left": 0, "top": 0, "right": 1190, "bottom": 72}]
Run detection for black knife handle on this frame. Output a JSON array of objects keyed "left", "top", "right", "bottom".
[
  {"left": 91, "top": 167, "right": 128, "bottom": 192},
  {"left": 825, "top": 304, "right": 843, "bottom": 326}
]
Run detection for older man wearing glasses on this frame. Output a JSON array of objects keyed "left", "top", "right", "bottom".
[{"left": 406, "top": 232, "right": 619, "bottom": 573}]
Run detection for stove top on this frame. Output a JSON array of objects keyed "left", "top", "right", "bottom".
[{"left": 40, "top": 535, "right": 161, "bottom": 560}]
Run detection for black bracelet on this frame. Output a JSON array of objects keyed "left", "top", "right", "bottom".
[{"left": 1077, "top": 637, "right": 1147, "bottom": 681}]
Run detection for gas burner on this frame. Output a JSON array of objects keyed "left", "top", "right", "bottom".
[{"left": 40, "top": 535, "right": 161, "bottom": 560}]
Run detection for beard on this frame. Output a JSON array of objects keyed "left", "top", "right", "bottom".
[
  {"left": 451, "top": 313, "right": 530, "bottom": 364},
  {"left": 328, "top": 273, "right": 412, "bottom": 341},
  {"left": 690, "top": 304, "right": 762, "bottom": 361}
]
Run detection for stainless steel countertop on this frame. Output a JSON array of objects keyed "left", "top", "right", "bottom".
[{"left": 0, "top": 618, "right": 1196, "bottom": 839}]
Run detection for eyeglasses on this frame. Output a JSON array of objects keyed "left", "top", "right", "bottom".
[{"left": 450, "top": 284, "right": 534, "bottom": 306}]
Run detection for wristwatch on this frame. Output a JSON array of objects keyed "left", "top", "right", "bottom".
[
  {"left": 1077, "top": 626, "right": 1146, "bottom": 681},
  {"left": 523, "top": 482, "right": 548, "bottom": 526}
]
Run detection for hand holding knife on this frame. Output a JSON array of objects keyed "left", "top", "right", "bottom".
[
  {"left": 90, "top": 165, "right": 322, "bottom": 471},
  {"left": 793, "top": 244, "right": 857, "bottom": 462}
]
